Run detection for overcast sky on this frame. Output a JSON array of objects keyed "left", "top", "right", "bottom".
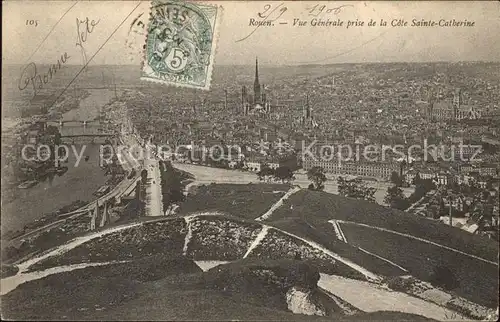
[{"left": 3, "top": 1, "right": 500, "bottom": 65}]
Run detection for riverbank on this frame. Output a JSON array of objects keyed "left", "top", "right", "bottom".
[
  {"left": 1, "top": 90, "right": 120, "bottom": 236},
  {"left": 1, "top": 144, "right": 109, "bottom": 235},
  {"left": 1, "top": 91, "right": 142, "bottom": 263}
]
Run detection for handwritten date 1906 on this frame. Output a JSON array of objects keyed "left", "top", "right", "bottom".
[
  {"left": 236, "top": 2, "right": 354, "bottom": 42},
  {"left": 306, "top": 4, "right": 354, "bottom": 17}
]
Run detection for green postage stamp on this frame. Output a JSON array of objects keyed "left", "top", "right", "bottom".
[{"left": 141, "top": 0, "right": 220, "bottom": 90}]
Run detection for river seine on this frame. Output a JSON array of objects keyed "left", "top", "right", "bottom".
[{"left": 1, "top": 90, "right": 117, "bottom": 236}]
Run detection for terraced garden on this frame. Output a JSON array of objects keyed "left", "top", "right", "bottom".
[
  {"left": 27, "top": 218, "right": 188, "bottom": 271},
  {"left": 186, "top": 216, "right": 262, "bottom": 260}
]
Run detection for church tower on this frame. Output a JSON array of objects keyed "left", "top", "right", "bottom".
[
  {"left": 241, "top": 85, "right": 247, "bottom": 114},
  {"left": 427, "top": 87, "right": 435, "bottom": 121},
  {"left": 224, "top": 89, "right": 228, "bottom": 110},
  {"left": 305, "top": 93, "right": 311, "bottom": 119},
  {"left": 254, "top": 57, "right": 261, "bottom": 105},
  {"left": 453, "top": 88, "right": 461, "bottom": 120}
]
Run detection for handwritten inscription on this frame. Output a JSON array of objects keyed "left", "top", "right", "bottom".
[
  {"left": 238, "top": 3, "right": 475, "bottom": 41},
  {"left": 76, "top": 17, "right": 100, "bottom": 65},
  {"left": 239, "top": 2, "right": 354, "bottom": 41},
  {"left": 18, "top": 53, "right": 70, "bottom": 97},
  {"left": 306, "top": 4, "right": 354, "bottom": 17},
  {"left": 237, "top": 3, "right": 288, "bottom": 42}
]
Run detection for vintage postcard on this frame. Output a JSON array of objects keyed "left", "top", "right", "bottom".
[{"left": 1, "top": 1, "right": 499, "bottom": 321}]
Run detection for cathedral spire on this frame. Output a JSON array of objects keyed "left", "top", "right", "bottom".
[
  {"left": 255, "top": 57, "right": 259, "bottom": 83},
  {"left": 254, "top": 57, "right": 261, "bottom": 105}
]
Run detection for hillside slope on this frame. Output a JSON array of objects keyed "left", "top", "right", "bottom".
[
  {"left": 267, "top": 190, "right": 499, "bottom": 309},
  {"left": 2, "top": 183, "right": 498, "bottom": 320},
  {"left": 2, "top": 255, "right": 435, "bottom": 321}
]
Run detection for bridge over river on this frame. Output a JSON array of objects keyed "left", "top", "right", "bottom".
[{"left": 47, "top": 120, "right": 114, "bottom": 144}]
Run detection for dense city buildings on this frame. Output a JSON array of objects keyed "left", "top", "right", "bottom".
[
  {"left": 427, "top": 88, "right": 482, "bottom": 121},
  {"left": 3, "top": 60, "right": 499, "bottom": 246}
]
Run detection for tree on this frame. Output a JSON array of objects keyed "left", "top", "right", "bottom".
[
  {"left": 307, "top": 166, "right": 327, "bottom": 191},
  {"left": 438, "top": 197, "right": 446, "bottom": 217},
  {"left": 140, "top": 169, "right": 148, "bottom": 184},
  {"left": 257, "top": 164, "right": 275, "bottom": 181},
  {"left": 384, "top": 185, "right": 410, "bottom": 210},
  {"left": 468, "top": 178, "right": 481, "bottom": 194},
  {"left": 45, "top": 125, "right": 62, "bottom": 145},
  {"left": 485, "top": 177, "right": 494, "bottom": 190},
  {"left": 274, "top": 166, "right": 294, "bottom": 183},
  {"left": 421, "top": 178, "right": 436, "bottom": 191},
  {"left": 411, "top": 172, "right": 422, "bottom": 186},
  {"left": 408, "top": 183, "right": 427, "bottom": 204},
  {"left": 429, "top": 265, "right": 459, "bottom": 290},
  {"left": 425, "top": 194, "right": 444, "bottom": 219},
  {"left": 390, "top": 171, "right": 403, "bottom": 187},
  {"left": 427, "top": 203, "right": 441, "bottom": 219},
  {"left": 233, "top": 160, "right": 245, "bottom": 170},
  {"left": 440, "top": 187, "right": 464, "bottom": 225},
  {"left": 470, "top": 192, "right": 495, "bottom": 228},
  {"left": 337, "top": 176, "right": 376, "bottom": 202},
  {"left": 160, "top": 161, "right": 185, "bottom": 208},
  {"left": 213, "top": 158, "right": 229, "bottom": 169}
]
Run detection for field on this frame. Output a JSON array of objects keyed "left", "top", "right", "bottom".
[
  {"left": 173, "top": 163, "right": 413, "bottom": 206},
  {"left": 175, "top": 182, "right": 415, "bottom": 278},
  {"left": 178, "top": 183, "right": 412, "bottom": 279},
  {"left": 178, "top": 183, "right": 289, "bottom": 219},
  {"left": 270, "top": 190, "right": 499, "bottom": 262},
  {"left": 264, "top": 189, "right": 498, "bottom": 309},
  {"left": 339, "top": 223, "right": 499, "bottom": 308},
  {"left": 268, "top": 217, "right": 407, "bottom": 278}
]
